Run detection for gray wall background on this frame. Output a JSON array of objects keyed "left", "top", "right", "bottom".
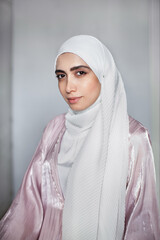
[{"left": 0, "top": 0, "right": 159, "bottom": 217}]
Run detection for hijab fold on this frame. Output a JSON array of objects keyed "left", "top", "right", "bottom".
[
  {"left": 58, "top": 96, "right": 101, "bottom": 196},
  {"left": 55, "top": 35, "right": 129, "bottom": 240}
]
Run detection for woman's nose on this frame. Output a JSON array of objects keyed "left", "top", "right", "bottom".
[{"left": 66, "top": 78, "right": 77, "bottom": 93}]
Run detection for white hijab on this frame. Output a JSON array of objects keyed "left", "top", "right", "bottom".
[
  {"left": 55, "top": 35, "right": 129, "bottom": 240},
  {"left": 58, "top": 95, "right": 101, "bottom": 196}
]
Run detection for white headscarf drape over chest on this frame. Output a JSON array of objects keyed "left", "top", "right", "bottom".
[
  {"left": 55, "top": 35, "right": 129, "bottom": 240},
  {"left": 58, "top": 95, "right": 101, "bottom": 197}
]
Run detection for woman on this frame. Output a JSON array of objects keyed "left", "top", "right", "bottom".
[{"left": 0, "top": 35, "right": 159, "bottom": 239}]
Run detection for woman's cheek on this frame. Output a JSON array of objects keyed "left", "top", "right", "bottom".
[{"left": 58, "top": 83, "right": 65, "bottom": 98}]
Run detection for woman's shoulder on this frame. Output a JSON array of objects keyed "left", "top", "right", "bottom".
[
  {"left": 41, "top": 113, "right": 66, "bottom": 142},
  {"left": 128, "top": 115, "right": 151, "bottom": 146},
  {"left": 45, "top": 113, "right": 65, "bottom": 130},
  {"left": 129, "top": 115, "right": 149, "bottom": 136}
]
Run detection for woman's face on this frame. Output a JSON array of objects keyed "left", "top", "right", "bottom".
[{"left": 55, "top": 53, "right": 101, "bottom": 111}]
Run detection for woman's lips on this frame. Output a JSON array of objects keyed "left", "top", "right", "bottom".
[{"left": 67, "top": 97, "right": 82, "bottom": 104}]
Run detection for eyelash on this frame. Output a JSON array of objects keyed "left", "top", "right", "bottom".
[
  {"left": 56, "top": 74, "right": 65, "bottom": 80},
  {"left": 76, "top": 71, "right": 86, "bottom": 76},
  {"left": 56, "top": 71, "right": 87, "bottom": 80}
]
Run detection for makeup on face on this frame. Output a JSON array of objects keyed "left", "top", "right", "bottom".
[{"left": 56, "top": 53, "right": 101, "bottom": 111}]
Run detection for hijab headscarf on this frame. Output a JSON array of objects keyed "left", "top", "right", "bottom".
[
  {"left": 58, "top": 94, "right": 102, "bottom": 196},
  {"left": 55, "top": 35, "right": 129, "bottom": 240}
]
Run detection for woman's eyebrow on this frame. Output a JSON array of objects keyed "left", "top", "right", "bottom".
[
  {"left": 55, "top": 69, "right": 66, "bottom": 74},
  {"left": 70, "top": 65, "right": 90, "bottom": 71},
  {"left": 55, "top": 65, "right": 90, "bottom": 74}
]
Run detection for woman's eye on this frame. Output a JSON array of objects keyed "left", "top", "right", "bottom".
[
  {"left": 56, "top": 74, "right": 65, "bottom": 80},
  {"left": 76, "top": 71, "right": 86, "bottom": 76}
]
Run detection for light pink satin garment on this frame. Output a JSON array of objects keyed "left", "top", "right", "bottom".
[{"left": 0, "top": 114, "right": 160, "bottom": 239}]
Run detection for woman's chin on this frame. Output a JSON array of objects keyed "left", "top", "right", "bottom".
[{"left": 68, "top": 103, "right": 87, "bottom": 112}]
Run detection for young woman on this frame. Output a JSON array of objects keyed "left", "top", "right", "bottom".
[{"left": 0, "top": 35, "right": 160, "bottom": 239}]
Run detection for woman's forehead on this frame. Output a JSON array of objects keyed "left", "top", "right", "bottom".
[{"left": 56, "top": 52, "right": 89, "bottom": 69}]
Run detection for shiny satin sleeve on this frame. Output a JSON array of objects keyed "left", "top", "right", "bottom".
[
  {"left": 0, "top": 115, "right": 65, "bottom": 240},
  {"left": 124, "top": 124, "right": 160, "bottom": 239},
  {"left": 0, "top": 138, "right": 44, "bottom": 240}
]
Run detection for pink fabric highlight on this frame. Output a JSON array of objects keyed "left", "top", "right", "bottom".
[{"left": 0, "top": 114, "right": 160, "bottom": 239}]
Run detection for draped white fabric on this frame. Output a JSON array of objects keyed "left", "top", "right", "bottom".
[
  {"left": 55, "top": 35, "right": 129, "bottom": 240},
  {"left": 58, "top": 96, "right": 101, "bottom": 196}
]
